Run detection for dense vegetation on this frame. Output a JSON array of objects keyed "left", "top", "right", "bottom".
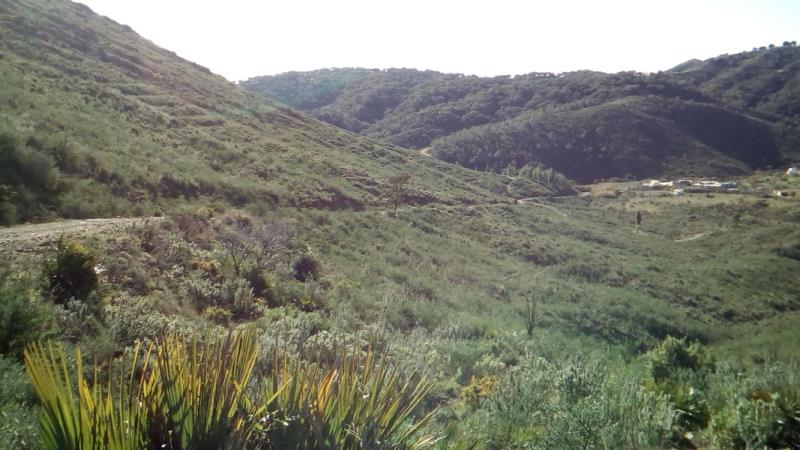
[
  {"left": 1, "top": 0, "right": 799, "bottom": 448},
  {"left": 243, "top": 47, "right": 800, "bottom": 182}
]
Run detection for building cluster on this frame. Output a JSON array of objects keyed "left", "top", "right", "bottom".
[{"left": 640, "top": 178, "right": 737, "bottom": 195}]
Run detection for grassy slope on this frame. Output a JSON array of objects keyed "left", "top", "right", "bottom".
[
  {"left": 0, "top": 0, "right": 798, "bottom": 358},
  {"left": 1, "top": 0, "right": 554, "bottom": 224}
]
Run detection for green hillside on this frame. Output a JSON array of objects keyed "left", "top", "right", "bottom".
[
  {"left": 668, "top": 43, "right": 800, "bottom": 159},
  {"left": 0, "top": 0, "right": 553, "bottom": 225},
  {"left": 1, "top": 1, "right": 799, "bottom": 449},
  {"left": 243, "top": 64, "right": 793, "bottom": 182}
]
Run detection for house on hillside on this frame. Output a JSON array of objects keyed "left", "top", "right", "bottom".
[{"left": 642, "top": 180, "right": 674, "bottom": 188}]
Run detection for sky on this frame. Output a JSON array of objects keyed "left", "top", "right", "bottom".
[{"left": 78, "top": 0, "right": 800, "bottom": 82}]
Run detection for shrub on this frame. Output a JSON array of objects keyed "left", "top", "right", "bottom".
[
  {"left": 202, "top": 305, "right": 232, "bottom": 325},
  {"left": 707, "top": 362, "right": 800, "bottom": 449},
  {"left": 0, "top": 359, "right": 43, "bottom": 450},
  {"left": 245, "top": 267, "right": 278, "bottom": 306},
  {"left": 184, "top": 270, "right": 223, "bottom": 308},
  {"left": 0, "top": 270, "right": 54, "bottom": 358},
  {"left": 228, "top": 278, "right": 260, "bottom": 319},
  {"left": 105, "top": 295, "right": 214, "bottom": 345},
  {"left": 55, "top": 297, "right": 100, "bottom": 342},
  {"left": 275, "top": 279, "right": 327, "bottom": 312},
  {"left": 0, "top": 131, "right": 62, "bottom": 225},
  {"left": 647, "top": 336, "right": 713, "bottom": 382},
  {"left": 460, "top": 375, "right": 499, "bottom": 407},
  {"left": 775, "top": 243, "right": 800, "bottom": 261},
  {"left": 292, "top": 254, "right": 321, "bottom": 282},
  {"left": 0, "top": 401, "right": 42, "bottom": 450},
  {"left": 44, "top": 238, "right": 99, "bottom": 308}
]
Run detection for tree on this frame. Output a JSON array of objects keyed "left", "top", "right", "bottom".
[
  {"left": 215, "top": 213, "right": 291, "bottom": 276},
  {"left": 386, "top": 173, "right": 411, "bottom": 211}
]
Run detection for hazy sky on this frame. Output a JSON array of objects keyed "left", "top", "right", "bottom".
[{"left": 78, "top": 0, "right": 799, "bottom": 82}]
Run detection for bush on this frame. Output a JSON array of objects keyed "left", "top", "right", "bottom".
[
  {"left": 44, "top": 239, "right": 99, "bottom": 308},
  {"left": 647, "top": 336, "right": 713, "bottom": 382},
  {"left": 275, "top": 279, "right": 327, "bottom": 312},
  {"left": 0, "top": 131, "right": 62, "bottom": 225},
  {"left": 0, "top": 270, "right": 54, "bottom": 358},
  {"left": 707, "top": 362, "right": 800, "bottom": 449},
  {"left": 245, "top": 267, "right": 278, "bottom": 306},
  {"left": 0, "top": 356, "right": 41, "bottom": 450},
  {"left": 0, "top": 401, "right": 42, "bottom": 450},
  {"left": 202, "top": 305, "right": 232, "bottom": 325},
  {"left": 775, "top": 243, "right": 800, "bottom": 261},
  {"left": 292, "top": 254, "right": 321, "bottom": 282},
  {"left": 227, "top": 278, "right": 260, "bottom": 319}
]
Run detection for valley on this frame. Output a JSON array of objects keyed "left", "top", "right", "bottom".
[{"left": 0, "top": 0, "right": 799, "bottom": 449}]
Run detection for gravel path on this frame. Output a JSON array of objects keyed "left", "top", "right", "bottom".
[{"left": 0, "top": 217, "right": 158, "bottom": 254}]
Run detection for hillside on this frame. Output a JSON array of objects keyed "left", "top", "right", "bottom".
[
  {"left": 0, "top": 0, "right": 558, "bottom": 225},
  {"left": 2, "top": 1, "right": 800, "bottom": 449},
  {"left": 243, "top": 62, "right": 794, "bottom": 182},
  {"left": 668, "top": 43, "right": 800, "bottom": 159}
]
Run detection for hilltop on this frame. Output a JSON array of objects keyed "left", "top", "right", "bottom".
[{"left": 242, "top": 48, "right": 800, "bottom": 182}]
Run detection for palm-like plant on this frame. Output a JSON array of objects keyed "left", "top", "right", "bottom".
[
  {"left": 24, "top": 330, "right": 267, "bottom": 450},
  {"left": 266, "top": 344, "right": 439, "bottom": 449},
  {"left": 148, "top": 329, "right": 263, "bottom": 449},
  {"left": 24, "top": 332, "right": 440, "bottom": 450},
  {"left": 24, "top": 340, "right": 153, "bottom": 450}
]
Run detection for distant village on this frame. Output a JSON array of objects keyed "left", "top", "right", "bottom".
[{"left": 639, "top": 166, "right": 799, "bottom": 197}]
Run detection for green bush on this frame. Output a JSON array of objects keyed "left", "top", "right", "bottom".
[
  {"left": 245, "top": 267, "right": 279, "bottom": 306},
  {"left": 44, "top": 239, "right": 99, "bottom": 307},
  {"left": 647, "top": 336, "right": 713, "bottom": 382},
  {"left": 0, "top": 356, "right": 41, "bottom": 450},
  {"left": 0, "top": 270, "right": 54, "bottom": 358},
  {"left": 707, "top": 362, "right": 800, "bottom": 449},
  {"left": 202, "top": 305, "right": 232, "bottom": 325},
  {"left": 292, "top": 254, "right": 321, "bottom": 282},
  {"left": 0, "top": 131, "right": 62, "bottom": 225},
  {"left": 464, "top": 354, "right": 675, "bottom": 449}
]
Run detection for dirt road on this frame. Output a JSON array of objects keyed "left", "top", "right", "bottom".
[
  {"left": 515, "top": 198, "right": 570, "bottom": 217},
  {"left": 0, "top": 217, "right": 157, "bottom": 254}
]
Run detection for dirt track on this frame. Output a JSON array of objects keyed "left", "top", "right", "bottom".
[{"left": 0, "top": 217, "right": 157, "bottom": 254}]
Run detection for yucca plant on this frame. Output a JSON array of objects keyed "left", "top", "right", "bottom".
[
  {"left": 265, "top": 344, "right": 439, "bottom": 449},
  {"left": 24, "top": 340, "right": 154, "bottom": 450},
  {"left": 24, "top": 329, "right": 271, "bottom": 450},
  {"left": 149, "top": 329, "right": 263, "bottom": 450}
]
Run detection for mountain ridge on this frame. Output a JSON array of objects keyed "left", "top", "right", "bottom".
[{"left": 243, "top": 48, "right": 800, "bottom": 181}]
